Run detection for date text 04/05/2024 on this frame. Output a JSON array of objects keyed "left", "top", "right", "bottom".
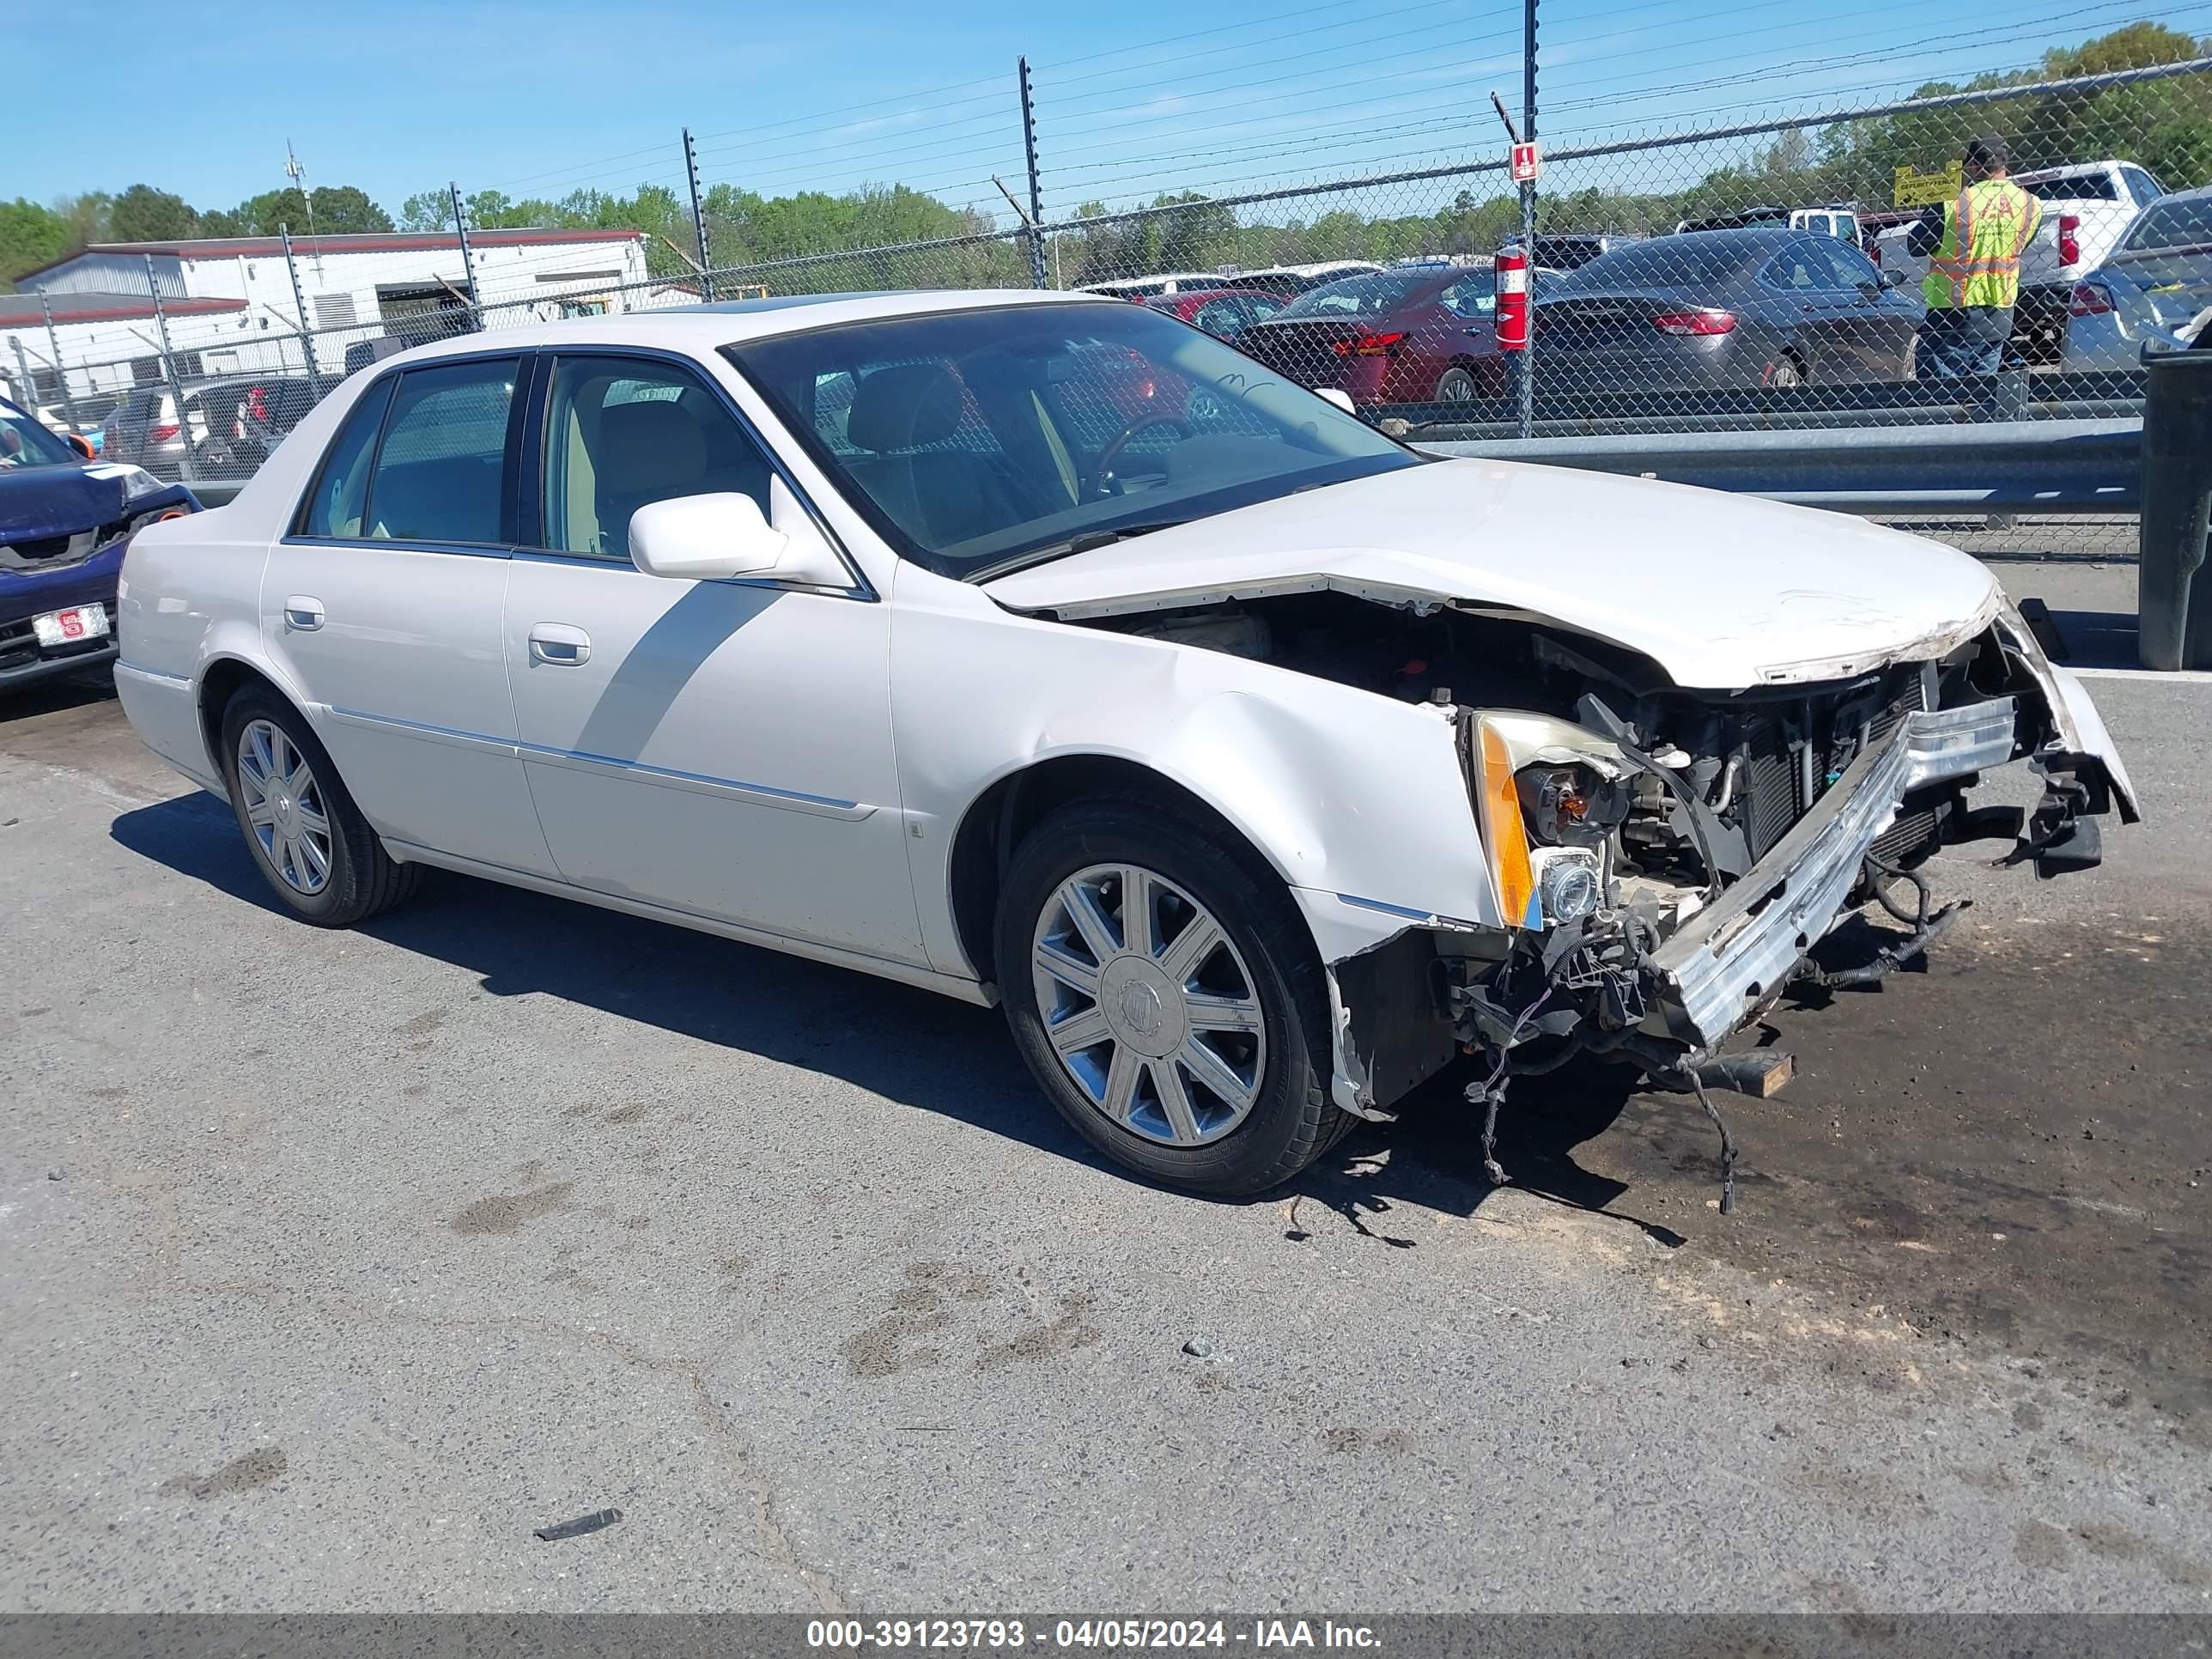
[{"left": 805, "top": 1620, "right": 1382, "bottom": 1650}]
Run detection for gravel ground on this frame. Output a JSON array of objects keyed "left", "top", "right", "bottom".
[{"left": 2, "top": 566, "right": 2208, "bottom": 1613}]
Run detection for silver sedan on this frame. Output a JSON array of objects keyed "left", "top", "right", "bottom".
[{"left": 2062, "top": 184, "right": 2212, "bottom": 370}]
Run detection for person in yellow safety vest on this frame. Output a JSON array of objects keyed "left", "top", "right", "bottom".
[{"left": 1905, "top": 134, "right": 2043, "bottom": 379}]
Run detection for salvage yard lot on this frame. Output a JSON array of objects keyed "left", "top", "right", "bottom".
[{"left": 2, "top": 560, "right": 2208, "bottom": 1612}]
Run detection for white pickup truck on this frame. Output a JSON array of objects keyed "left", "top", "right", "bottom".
[{"left": 1872, "top": 159, "right": 2165, "bottom": 364}]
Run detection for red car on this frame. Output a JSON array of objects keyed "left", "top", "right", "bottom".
[
  {"left": 1234, "top": 264, "right": 1507, "bottom": 405},
  {"left": 1143, "top": 288, "right": 1295, "bottom": 343}
]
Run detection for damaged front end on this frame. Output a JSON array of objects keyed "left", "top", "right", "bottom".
[
  {"left": 1050, "top": 574, "right": 2136, "bottom": 1207},
  {"left": 1333, "top": 601, "right": 2136, "bottom": 1208}
]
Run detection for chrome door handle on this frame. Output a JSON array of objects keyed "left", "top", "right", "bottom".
[
  {"left": 283, "top": 595, "right": 325, "bottom": 631},
  {"left": 529, "top": 623, "right": 592, "bottom": 666}
]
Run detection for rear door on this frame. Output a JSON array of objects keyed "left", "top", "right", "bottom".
[
  {"left": 1759, "top": 237, "right": 1867, "bottom": 380},
  {"left": 1824, "top": 237, "right": 1917, "bottom": 380},
  {"left": 263, "top": 352, "right": 555, "bottom": 875}
]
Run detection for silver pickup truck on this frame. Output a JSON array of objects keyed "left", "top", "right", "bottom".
[{"left": 1873, "top": 159, "right": 2166, "bottom": 364}]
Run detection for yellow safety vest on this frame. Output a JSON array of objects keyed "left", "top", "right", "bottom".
[{"left": 1922, "top": 178, "right": 2042, "bottom": 310}]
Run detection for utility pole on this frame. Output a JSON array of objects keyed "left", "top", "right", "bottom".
[
  {"left": 1018, "top": 57, "right": 1049, "bottom": 289},
  {"left": 144, "top": 254, "right": 195, "bottom": 484},
  {"left": 279, "top": 225, "right": 323, "bottom": 398},
  {"left": 1518, "top": 0, "right": 1538, "bottom": 440},
  {"left": 684, "top": 128, "right": 715, "bottom": 302},
  {"left": 286, "top": 141, "right": 318, "bottom": 241},
  {"left": 449, "top": 182, "right": 482, "bottom": 331},
  {"left": 37, "top": 292, "right": 81, "bottom": 433}
]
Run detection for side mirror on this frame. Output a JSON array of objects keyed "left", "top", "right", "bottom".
[
  {"left": 67, "top": 432, "right": 95, "bottom": 459},
  {"left": 630, "top": 492, "right": 789, "bottom": 582},
  {"left": 1314, "top": 387, "right": 1357, "bottom": 416}
]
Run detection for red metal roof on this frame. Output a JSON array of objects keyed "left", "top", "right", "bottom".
[
  {"left": 0, "top": 292, "right": 250, "bottom": 325},
  {"left": 13, "top": 228, "right": 645, "bottom": 283}
]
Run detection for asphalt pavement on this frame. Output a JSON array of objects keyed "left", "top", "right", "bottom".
[{"left": 3, "top": 557, "right": 2208, "bottom": 1613}]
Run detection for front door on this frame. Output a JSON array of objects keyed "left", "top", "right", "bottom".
[
  {"left": 263, "top": 352, "right": 556, "bottom": 875},
  {"left": 501, "top": 349, "right": 925, "bottom": 965}
]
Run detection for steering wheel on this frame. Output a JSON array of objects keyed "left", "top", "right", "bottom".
[{"left": 1085, "top": 414, "right": 1193, "bottom": 496}]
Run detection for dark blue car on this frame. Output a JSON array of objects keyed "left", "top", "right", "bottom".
[{"left": 1, "top": 395, "right": 198, "bottom": 693}]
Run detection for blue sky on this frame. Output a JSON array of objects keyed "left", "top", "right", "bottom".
[{"left": 14, "top": 0, "right": 2208, "bottom": 226}]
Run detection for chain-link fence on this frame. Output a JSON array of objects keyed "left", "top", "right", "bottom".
[{"left": 27, "top": 31, "right": 2212, "bottom": 558}]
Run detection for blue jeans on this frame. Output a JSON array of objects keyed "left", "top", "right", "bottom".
[{"left": 1917, "top": 307, "right": 2014, "bottom": 379}]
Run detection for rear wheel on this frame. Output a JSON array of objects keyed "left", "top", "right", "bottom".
[
  {"left": 996, "top": 801, "right": 1348, "bottom": 1197},
  {"left": 1434, "top": 365, "right": 1480, "bottom": 403},
  {"left": 1767, "top": 354, "right": 1806, "bottom": 388},
  {"left": 218, "top": 687, "right": 420, "bottom": 927}
]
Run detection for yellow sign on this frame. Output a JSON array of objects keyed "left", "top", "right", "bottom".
[{"left": 1893, "top": 162, "right": 1964, "bottom": 208}]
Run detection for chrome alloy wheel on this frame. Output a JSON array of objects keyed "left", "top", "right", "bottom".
[
  {"left": 236, "top": 719, "right": 333, "bottom": 896},
  {"left": 1030, "top": 864, "right": 1267, "bottom": 1147}
]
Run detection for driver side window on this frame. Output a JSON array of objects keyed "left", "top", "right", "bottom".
[{"left": 539, "top": 355, "right": 773, "bottom": 562}]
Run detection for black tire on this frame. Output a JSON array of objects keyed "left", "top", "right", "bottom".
[
  {"left": 1768, "top": 353, "right": 1806, "bottom": 388},
  {"left": 1434, "top": 365, "right": 1480, "bottom": 403},
  {"left": 218, "top": 685, "right": 420, "bottom": 927},
  {"left": 995, "top": 799, "right": 1350, "bottom": 1197}
]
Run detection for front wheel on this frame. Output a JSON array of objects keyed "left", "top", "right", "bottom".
[
  {"left": 219, "top": 687, "right": 420, "bottom": 927},
  {"left": 995, "top": 801, "right": 1350, "bottom": 1197}
]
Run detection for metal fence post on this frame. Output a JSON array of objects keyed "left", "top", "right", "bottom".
[
  {"left": 1517, "top": 0, "right": 1538, "bottom": 441},
  {"left": 144, "top": 254, "right": 196, "bottom": 485},
  {"left": 278, "top": 225, "right": 324, "bottom": 400},
  {"left": 684, "top": 128, "right": 715, "bottom": 302},
  {"left": 450, "top": 182, "right": 482, "bottom": 330},
  {"left": 36, "top": 293, "right": 81, "bottom": 434},
  {"left": 1018, "top": 57, "right": 1049, "bottom": 289}
]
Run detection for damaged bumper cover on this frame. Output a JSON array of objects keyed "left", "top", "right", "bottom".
[{"left": 1650, "top": 696, "right": 2016, "bottom": 1048}]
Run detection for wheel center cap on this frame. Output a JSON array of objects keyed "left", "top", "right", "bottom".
[
  {"left": 1097, "top": 955, "right": 1187, "bottom": 1060},
  {"left": 273, "top": 793, "right": 294, "bottom": 830}
]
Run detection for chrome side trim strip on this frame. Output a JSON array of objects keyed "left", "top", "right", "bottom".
[
  {"left": 114, "top": 661, "right": 191, "bottom": 685},
  {"left": 327, "top": 704, "right": 515, "bottom": 756},
  {"left": 514, "top": 740, "right": 872, "bottom": 821},
  {"left": 326, "top": 704, "right": 873, "bottom": 819}
]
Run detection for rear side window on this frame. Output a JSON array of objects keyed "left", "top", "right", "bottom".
[
  {"left": 363, "top": 358, "right": 522, "bottom": 544},
  {"left": 1759, "top": 239, "right": 1840, "bottom": 291},
  {"left": 2024, "top": 173, "right": 2118, "bottom": 202},
  {"left": 301, "top": 377, "right": 395, "bottom": 538}
]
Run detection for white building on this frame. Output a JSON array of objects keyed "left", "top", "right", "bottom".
[{"left": 9, "top": 228, "right": 653, "bottom": 404}]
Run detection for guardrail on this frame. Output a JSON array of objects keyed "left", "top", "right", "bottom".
[
  {"left": 1373, "top": 370, "right": 2146, "bottom": 441},
  {"left": 1420, "top": 417, "right": 2143, "bottom": 518}
]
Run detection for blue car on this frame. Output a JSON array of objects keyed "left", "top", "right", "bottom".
[{"left": 2, "top": 395, "right": 198, "bottom": 693}]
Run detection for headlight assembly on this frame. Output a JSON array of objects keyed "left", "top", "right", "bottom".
[{"left": 1515, "top": 762, "right": 1630, "bottom": 847}]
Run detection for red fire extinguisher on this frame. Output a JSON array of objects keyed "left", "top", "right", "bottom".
[{"left": 1494, "top": 246, "right": 1529, "bottom": 352}]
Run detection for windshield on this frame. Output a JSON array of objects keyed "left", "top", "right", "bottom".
[
  {"left": 726, "top": 301, "right": 1416, "bottom": 580},
  {"left": 1273, "top": 271, "right": 1440, "bottom": 319},
  {"left": 2124, "top": 194, "right": 2212, "bottom": 254},
  {"left": 0, "top": 401, "right": 79, "bottom": 470}
]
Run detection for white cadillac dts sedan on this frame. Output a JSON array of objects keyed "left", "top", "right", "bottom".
[{"left": 113, "top": 290, "right": 2136, "bottom": 1197}]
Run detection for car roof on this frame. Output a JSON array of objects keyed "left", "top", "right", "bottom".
[{"left": 362, "top": 288, "right": 1103, "bottom": 371}]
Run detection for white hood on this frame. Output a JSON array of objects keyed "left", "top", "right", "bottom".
[{"left": 983, "top": 458, "right": 2003, "bottom": 690}]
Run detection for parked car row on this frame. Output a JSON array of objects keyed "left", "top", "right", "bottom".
[
  {"left": 1173, "top": 227, "right": 1920, "bottom": 404},
  {"left": 101, "top": 375, "right": 321, "bottom": 482}
]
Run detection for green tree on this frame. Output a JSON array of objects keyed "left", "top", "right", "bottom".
[
  {"left": 205, "top": 185, "right": 394, "bottom": 237},
  {"left": 106, "top": 185, "right": 200, "bottom": 241},
  {"left": 0, "top": 199, "right": 76, "bottom": 287}
]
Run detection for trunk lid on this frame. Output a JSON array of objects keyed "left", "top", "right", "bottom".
[{"left": 1237, "top": 319, "right": 1373, "bottom": 387}]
